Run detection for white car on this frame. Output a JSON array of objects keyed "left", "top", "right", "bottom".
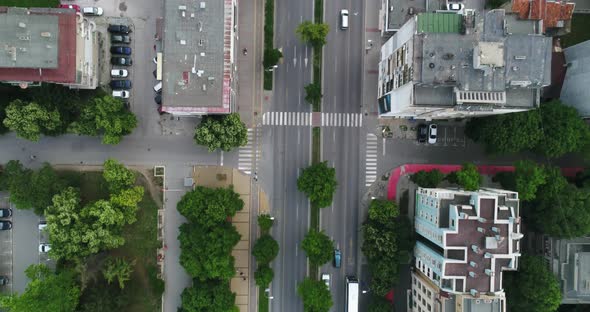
[
  {"left": 428, "top": 124, "right": 438, "bottom": 144},
  {"left": 82, "top": 7, "right": 103, "bottom": 16},
  {"left": 447, "top": 3, "right": 464, "bottom": 12},
  {"left": 112, "top": 90, "right": 130, "bottom": 99},
  {"left": 39, "top": 243, "right": 51, "bottom": 253},
  {"left": 111, "top": 69, "right": 128, "bottom": 78},
  {"left": 38, "top": 222, "right": 47, "bottom": 231},
  {"left": 321, "top": 273, "right": 330, "bottom": 288}
]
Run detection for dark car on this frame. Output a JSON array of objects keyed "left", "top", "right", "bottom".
[
  {"left": 110, "top": 80, "right": 132, "bottom": 89},
  {"left": 417, "top": 124, "right": 428, "bottom": 143},
  {"left": 154, "top": 94, "right": 162, "bottom": 105},
  {"left": 334, "top": 249, "right": 341, "bottom": 268},
  {"left": 110, "top": 46, "right": 132, "bottom": 55},
  {"left": 108, "top": 24, "right": 131, "bottom": 34},
  {"left": 0, "top": 208, "right": 11, "bottom": 218},
  {"left": 111, "top": 35, "right": 131, "bottom": 44},
  {"left": 0, "top": 221, "right": 12, "bottom": 230},
  {"left": 111, "top": 57, "right": 132, "bottom": 66}
]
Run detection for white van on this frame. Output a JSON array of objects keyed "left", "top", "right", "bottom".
[
  {"left": 340, "top": 9, "right": 349, "bottom": 30},
  {"left": 153, "top": 82, "right": 162, "bottom": 93}
]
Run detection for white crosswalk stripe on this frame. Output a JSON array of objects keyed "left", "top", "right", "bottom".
[
  {"left": 321, "top": 113, "right": 363, "bottom": 127},
  {"left": 238, "top": 129, "right": 255, "bottom": 175},
  {"left": 261, "top": 112, "right": 363, "bottom": 127},
  {"left": 365, "top": 133, "right": 378, "bottom": 187}
]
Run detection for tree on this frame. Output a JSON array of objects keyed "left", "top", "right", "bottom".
[
  {"left": 77, "top": 280, "right": 130, "bottom": 312},
  {"left": 297, "top": 161, "right": 337, "bottom": 208},
  {"left": 514, "top": 160, "right": 546, "bottom": 201},
  {"left": 102, "top": 158, "right": 136, "bottom": 193},
  {"left": 492, "top": 171, "right": 516, "bottom": 191},
  {"left": 263, "top": 48, "right": 282, "bottom": 69},
  {"left": 194, "top": 113, "right": 248, "bottom": 152},
  {"left": 447, "top": 163, "right": 481, "bottom": 191},
  {"left": 537, "top": 100, "right": 590, "bottom": 158},
  {"left": 368, "top": 295, "right": 393, "bottom": 312},
  {"left": 304, "top": 82, "right": 322, "bottom": 108},
  {"left": 0, "top": 264, "right": 80, "bottom": 312},
  {"left": 296, "top": 21, "right": 330, "bottom": 48},
  {"left": 109, "top": 186, "right": 144, "bottom": 224},
  {"left": 177, "top": 186, "right": 244, "bottom": 228},
  {"left": 367, "top": 199, "right": 399, "bottom": 225},
  {"left": 258, "top": 214, "right": 274, "bottom": 234},
  {"left": 301, "top": 229, "right": 334, "bottom": 266},
  {"left": 410, "top": 169, "right": 444, "bottom": 188},
  {"left": 505, "top": 255, "right": 561, "bottom": 312},
  {"left": 72, "top": 95, "right": 137, "bottom": 144},
  {"left": 297, "top": 278, "right": 333, "bottom": 312},
  {"left": 254, "top": 264, "right": 274, "bottom": 287},
  {"left": 3, "top": 100, "right": 60, "bottom": 141},
  {"left": 1, "top": 160, "right": 33, "bottom": 209},
  {"left": 179, "top": 279, "right": 238, "bottom": 312},
  {"left": 252, "top": 234, "right": 279, "bottom": 265},
  {"left": 178, "top": 222, "right": 241, "bottom": 281},
  {"left": 102, "top": 257, "right": 135, "bottom": 289}
]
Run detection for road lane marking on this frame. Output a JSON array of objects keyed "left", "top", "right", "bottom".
[
  {"left": 365, "top": 133, "right": 378, "bottom": 186},
  {"left": 238, "top": 129, "right": 254, "bottom": 175}
]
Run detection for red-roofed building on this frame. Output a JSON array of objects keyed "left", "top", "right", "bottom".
[{"left": 512, "top": 0, "right": 575, "bottom": 35}]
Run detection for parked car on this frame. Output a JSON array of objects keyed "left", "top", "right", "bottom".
[
  {"left": 110, "top": 80, "right": 132, "bottom": 89},
  {"left": 0, "top": 209, "right": 11, "bottom": 218},
  {"left": 154, "top": 94, "right": 162, "bottom": 105},
  {"left": 321, "top": 273, "right": 330, "bottom": 288},
  {"left": 417, "top": 124, "right": 428, "bottom": 143},
  {"left": 58, "top": 4, "right": 80, "bottom": 12},
  {"left": 111, "top": 35, "right": 131, "bottom": 44},
  {"left": 334, "top": 249, "right": 341, "bottom": 268},
  {"left": 111, "top": 69, "right": 128, "bottom": 78},
  {"left": 428, "top": 124, "right": 438, "bottom": 144},
  {"left": 112, "top": 90, "right": 130, "bottom": 99},
  {"left": 38, "top": 221, "right": 47, "bottom": 231},
  {"left": 0, "top": 276, "right": 8, "bottom": 286},
  {"left": 82, "top": 7, "right": 103, "bottom": 16},
  {"left": 153, "top": 81, "right": 162, "bottom": 93},
  {"left": 111, "top": 57, "right": 132, "bottom": 66},
  {"left": 107, "top": 24, "right": 131, "bottom": 34},
  {"left": 0, "top": 221, "right": 12, "bottom": 230},
  {"left": 110, "top": 46, "right": 132, "bottom": 55},
  {"left": 39, "top": 243, "right": 51, "bottom": 253},
  {"left": 447, "top": 3, "right": 464, "bottom": 12}
]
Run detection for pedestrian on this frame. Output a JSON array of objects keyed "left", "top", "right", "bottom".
[
  {"left": 242, "top": 277, "right": 247, "bottom": 281},
  {"left": 240, "top": 272, "right": 244, "bottom": 276}
]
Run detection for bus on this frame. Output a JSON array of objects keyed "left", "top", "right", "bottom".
[{"left": 346, "top": 276, "right": 359, "bottom": 312}]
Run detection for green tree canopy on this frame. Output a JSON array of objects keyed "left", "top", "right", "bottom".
[
  {"left": 194, "top": 113, "right": 248, "bottom": 152},
  {"left": 410, "top": 169, "right": 444, "bottom": 188},
  {"left": 304, "top": 82, "right": 322, "bottom": 108},
  {"left": 177, "top": 186, "right": 244, "bottom": 228},
  {"left": 258, "top": 214, "right": 274, "bottom": 234},
  {"left": 297, "top": 161, "right": 337, "bottom": 208},
  {"left": 537, "top": 100, "right": 590, "bottom": 158},
  {"left": 295, "top": 21, "right": 330, "bottom": 48},
  {"left": 0, "top": 264, "right": 80, "bottom": 312},
  {"left": 102, "top": 257, "right": 135, "bottom": 289},
  {"left": 368, "top": 295, "right": 393, "bottom": 312},
  {"left": 263, "top": 48, "right": 283, "bottom": 69},
  {"left": 179, "top": 279, "right": 239, "bottom": 312},
  {"left": 72, "top": 95, "right": 137, "bottom": 145},
  {"left": 514, "top": 160, "right": 546, "bottom": 201},
  {"left": 297, "top": 278, "right": 333, "bottom": 312},
  {"left": 252, "top": 234, "right": 279, "bottom": 265},
  {"left": 447, "top": 163, "right": 481, "bottom": 191},
  {"left": 368, "top": 199, "right": 399, "bottom": 225},
  {"left": 178, "top": 222, "right": 241, "bottom": 281},
  {"left": 102, "top": 158, "right": 136, "bottom": 193},
  {"left": 3, "top": 100, "right": 60, "bottom": 141},
  {"left": 505, "top": 255, "right": 561, "bottom": 312},
  {"left": 254, "top": 264, "right": 274, "bottom": 287},
  {"left": 301, "top": 229, "right": 334, "bottom": 266}
]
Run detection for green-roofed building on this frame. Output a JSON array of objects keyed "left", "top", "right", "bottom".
[{"left": 416, "top": 12, "right": 462, "bottom": 34}]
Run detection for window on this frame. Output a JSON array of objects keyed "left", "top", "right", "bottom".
[
  {"left": 414, "top": 301, "right": 417, "bottom": 308},
  {"left": 452, "top": 219, "right": 455, "bottom": 227},
  {"left": 428, "top": 304, "right": 432, "bottom": 311}
]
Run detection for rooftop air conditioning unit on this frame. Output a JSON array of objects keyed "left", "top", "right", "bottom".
[
  {"left": 178, "top": 5, "right": 187, "bottom": 10},
  {"left": 200, "top": 2, "right": 206, "bottom": 9}
]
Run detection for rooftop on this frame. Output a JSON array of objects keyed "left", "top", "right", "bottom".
[
  {"left": 512, "top": 0, "right": 575, "bottom": 32},
  {"left": 161, "top": 0, "right": 233, "bottom": 114},
  {"left": 0, "top": 7, "right": 76, "bottom": 84},
  {"left": 560, "top": 39, "right": 590, "bottom": 117},
  {"left": 546, "top": 236, "right": 590, "bottom": 304},
  {"left": 385, "top": 0, "right": 446, "bottom": 31}
]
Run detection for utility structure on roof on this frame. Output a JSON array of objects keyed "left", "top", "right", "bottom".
[
  {"left": 377, "top": 10, "right": 552, "bottom": 119},
  {"left": 159, "top": 0, "right": 236, "bottom": 115}
]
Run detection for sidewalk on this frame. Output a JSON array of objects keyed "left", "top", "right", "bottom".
[{"left": 360, "top": 0, "right": 382, "bottom": 128}]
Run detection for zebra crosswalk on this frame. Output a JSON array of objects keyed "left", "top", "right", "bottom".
[
  {"left": 365, "top": 133, "right": 378, "bottom": 187},
  {"left": 238, "top": 129, "right": 255, "bottom": 175},
  {"left": 261, "top": 112, "right": 363, "bottom": 127}
]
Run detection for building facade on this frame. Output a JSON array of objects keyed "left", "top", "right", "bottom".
[
  {"left": 377, "top": 10, "right": 552, "bottom": 119},
  {"left": 560, "top": 39, "right": 590, "bottom": 118}
]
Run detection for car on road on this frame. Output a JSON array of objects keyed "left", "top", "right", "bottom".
[
  {"left": 321, "top": 273, "right": 330, "bottom": 288},
  {"left": 110, "top": 46, "right": 132, "bottom": 55},
  {"left": 111, "top": 35, "right": 131, "bottom": 44},
  {"left": 0, "top": 221, "right": 11, "bottom": 230},
  {"left": 112, "top": 90, "right": 130, "bottom": 99},
  {"left": 340, "top": 9, "right": 349, "bottom": 30},
  {"left": 447, "top": 3, "right": 464, "bottom": 12},
  {"left": 111, "top": 69, "right": 128, "bottom": 78},
  {"left": 428, "top": 124, "right": 438, "bottom": 144},
  {"left": 154, "top": 94, "right": 162, "bottom": 105},
  {"left": 0, "top": 208, "right": 11, "bottom": 218},
  {"left": 39, "top": 243, "right": 51, "bottom": 253},
  {"left": 82, "top": 7, "right": 103, "bottom": 16},
  {"left": 0, "top": 276, "right": 8, "bottom": 286},
  {"left": 334, "top": 249, "right": 341, "bottom": 268},
  {"left": 110, "top": 80, "right": 132, "bottom": 89},
  {"left": 38, "top": 222, "right": 47, "bottom": 231},
  {"left": 153, "top": 81, "right": 162, "bottom": 93},
  {"left": 58, "top": 4, "right": 80, "bottom": 12},
  {"left": 111, "top": 57, "right": 132, "bottom": 66},
  {"left": 108, "top": 24, "right": 131, "bottom": 34},
  {"left": 417, "top": 124, "right": 428, "bottom": 143}
]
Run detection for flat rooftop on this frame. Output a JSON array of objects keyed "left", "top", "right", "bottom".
[
  {"left": 162, "top": 0, "right": 232, "bottom": 113},
  {"left": 386, "top": 0, "right": 445, "bottom": 31},
  {"left": 0, "top": 7, "right": 59, "bottom": 69}
]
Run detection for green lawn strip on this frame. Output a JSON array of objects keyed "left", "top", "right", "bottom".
[
  {"left": 0, "top": 0, "right": 58, "bottom": 7},
  {"left": 259, "top": 286, "right": 269, "bottom": 312},
  {"left": 263, "top": 0, "right": 275, "bottom": 90},
  {"left": 560, "top": 14, "right": 590, "bottom": 48},
  {"left": 312, "top": 127, "right": 321, "bottom": 165}
]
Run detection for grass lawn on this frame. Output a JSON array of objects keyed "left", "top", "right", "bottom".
[
  {"left": 263, "top": 0, "right": 275, "bottom": 90},
  {"left": 561, "top": 14, "right": 590, "bottom": 48}
]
